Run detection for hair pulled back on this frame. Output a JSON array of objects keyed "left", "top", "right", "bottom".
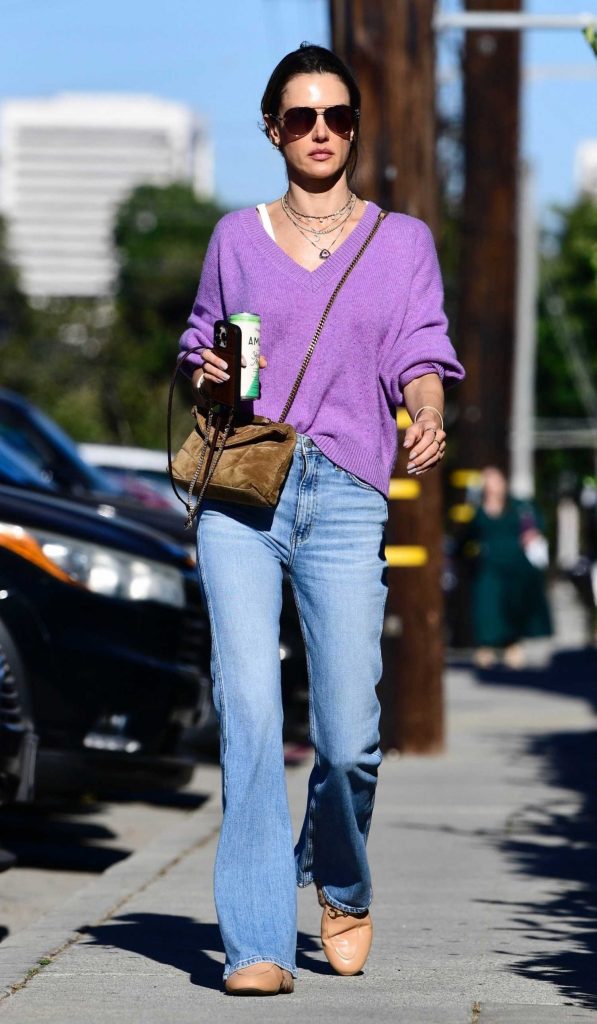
[{"left": 261, "top": 42, "right": 361, "bottom": 183}]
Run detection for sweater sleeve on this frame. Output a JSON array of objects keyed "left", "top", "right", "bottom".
[
  {"left": 178, "top": 219, "right": 225, "bottom": 375},
  {"left": 380, "top": 220, "right": 465, "bottom": 406}
]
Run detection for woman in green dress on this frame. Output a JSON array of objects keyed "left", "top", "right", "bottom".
[{"left": 464, "top": 466, "right": 552, "bottom": 668}]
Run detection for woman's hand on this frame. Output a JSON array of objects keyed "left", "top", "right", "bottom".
[
  {"left": 192, "top": 349, "right": 268, "bottom": 399},
  {"left": 403, "top": 414, "right": 446, "bottom": 475},
  {"left": 402, "top": 375, "right": 446, "bottom": 476}
]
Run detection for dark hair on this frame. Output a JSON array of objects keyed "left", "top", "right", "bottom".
[{"left": 261, "top": 43, "right": 361, "bottom": 182}]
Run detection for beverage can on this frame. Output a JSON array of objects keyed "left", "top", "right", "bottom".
[{"left": 229, "top": 312, "right": 261, "bottom": 400}]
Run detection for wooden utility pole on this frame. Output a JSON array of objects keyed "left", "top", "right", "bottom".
[
  {"left": 331, "top": 0, "right": 444, "bottom": 753},
  {"left": 456, "top": 0, "right": 521, "bottom": 471}
]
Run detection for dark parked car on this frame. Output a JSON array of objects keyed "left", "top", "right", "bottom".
[
  {"left": 0, "top": 483, "right": 211, "bottom": 795},
  {"left": 0, "top": 390, "right": 192, "bottom": 548}
]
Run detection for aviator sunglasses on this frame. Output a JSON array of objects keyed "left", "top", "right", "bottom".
[{"left": 271, "top": 104, "right": 359, "bottom": 141}]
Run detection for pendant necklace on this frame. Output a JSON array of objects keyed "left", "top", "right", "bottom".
[{"left": 281, "top": 194, "right": 356, "bottom": 259}]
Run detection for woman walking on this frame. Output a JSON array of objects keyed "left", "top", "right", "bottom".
[
  {"left": 465, "top": 465, "right": 552, "bottom": 668},
  {"left": 179, "top": 43, "right": 464, "bottom": 995}
]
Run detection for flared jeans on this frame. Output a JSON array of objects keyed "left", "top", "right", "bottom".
[{"left": 196, "top": 435, "right": 388, "bottom": 979}]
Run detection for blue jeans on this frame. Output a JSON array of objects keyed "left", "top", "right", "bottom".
[{"left": 196, "top": 435, "right": 388, "bottom": 980}]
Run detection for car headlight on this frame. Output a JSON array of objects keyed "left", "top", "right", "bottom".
[{"left": 0, "top": 523, "right": 185, "bottom": 608}]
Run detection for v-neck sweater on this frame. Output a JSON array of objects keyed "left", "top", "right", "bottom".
[{"left": 179, "top": 201, "right": 464, "bottom": 495}]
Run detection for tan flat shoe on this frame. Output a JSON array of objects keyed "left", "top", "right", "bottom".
[
  {"left": 473, "top": 647, "right": 497, "bottom": 669},
  {"left": 503, "top": 643, "right": 525, "bottom": 669},
  {"left": 224, "top": 962, "right": 294, "bottom": 996},
  {"left": 318, "top": 887, "right": 373, "bottom": 976}
]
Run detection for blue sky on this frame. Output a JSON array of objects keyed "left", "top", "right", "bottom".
[{"left": 1, "top": 0, "right": 595, "bottom": 217}]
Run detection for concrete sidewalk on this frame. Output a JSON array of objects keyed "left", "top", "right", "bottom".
[{"left": 1, "top": 641, "right": 596, "bottom": 1021}]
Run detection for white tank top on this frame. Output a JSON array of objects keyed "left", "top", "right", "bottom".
[
  {"left": 256, "top": 199, "right": 369, "bottom": 244},
  {"left": 256, "top": 203, "right": 275, "bottom": 241}
]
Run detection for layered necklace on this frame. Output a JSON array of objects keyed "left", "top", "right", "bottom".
[{"left": 281, "top": 191, "right": 357, "bottom": 259}]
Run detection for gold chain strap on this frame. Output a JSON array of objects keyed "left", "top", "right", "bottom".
[
  {"left": 186, "top": 404, "right": 214, "bottom": 512},
  {"left": 185, "top": 406, "right": 234, "bottom": 527},
  {"left": 278, "top": 210, "right": 387, "bottom": 424}
]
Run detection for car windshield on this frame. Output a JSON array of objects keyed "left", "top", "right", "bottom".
[
  {"left": 0, "top": 392, "right": 121, "bottom": 496},
  {"left": 0, "top": 438, "right": 56, "bottom": 490}
]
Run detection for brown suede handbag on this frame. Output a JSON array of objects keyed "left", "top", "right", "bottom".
[{"left": 167, "top": 211, "right": 386, "bottom": 527}]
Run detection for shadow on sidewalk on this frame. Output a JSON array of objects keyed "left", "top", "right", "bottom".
[
  {"left": 80, "top": 913, "right": 224, "bottom": 990},
  {"left": 475, "top": 647, "right": 597, "bottom": 1010},
  {"left": 0, "top": 805, "right": 129, "bottom": 874},
  {"left": 79, "top": 913, "right": 327, "bottom": 990},
  {"left": 457, "top": 646, "right": 597, "bottom": 711}
]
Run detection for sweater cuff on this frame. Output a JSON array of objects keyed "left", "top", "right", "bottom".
[
  {"left": 178, "top": 329, "right": 214, "bottom": 378},
  {"left": 399, "top": 362, "right": 445, "bottom": 389}
]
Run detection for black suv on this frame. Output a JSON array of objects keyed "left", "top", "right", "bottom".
[{"left": 0, "top": 483, "right": 211, "bottom": 796}]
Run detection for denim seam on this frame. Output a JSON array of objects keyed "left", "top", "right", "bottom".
[
  {"left": 288, "top": 448, "right": 308, "bottom": 567},
  {"left": 373, "top": 551, "right": 388, "bottom": 747},
  {"left": 297, "top": 449, "right": 319, "bottom": 548},
  {"left": 343, "top": 468, "right": 379, "bottom": 492},
  {"left": 362, "top": 541, "right": 388, "bottom": 848},
  {"left": 290, "top": 441, "right": 323, "bottom": 556},
  {"left": 289, "top": 576, "right": 319, "bottom": 886},
  {"left": 197, "top": 528, "right": 229, "bottom": 802},
  {"left": 223, "top": 955, "right": 298, "bottom": 981}
]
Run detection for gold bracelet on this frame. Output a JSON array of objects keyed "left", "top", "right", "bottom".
[{"left": 414, "top": 405, "right": 444, "bottom": 431}]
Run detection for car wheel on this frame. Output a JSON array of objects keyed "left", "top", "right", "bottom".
[{"left": 0, "top": 621, "right": 37, "bottom": 803}]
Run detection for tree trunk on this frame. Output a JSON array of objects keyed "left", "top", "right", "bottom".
[
  {"left": 331, "top": 0, "right": 444, "bottom": 753},
  {"left": 456, "top": 0, "right": 521, "bottom": 472}
]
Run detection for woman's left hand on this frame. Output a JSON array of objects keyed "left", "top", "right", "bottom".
[{"left": 403, "top": 418, "right": 446, "bottom": 475}]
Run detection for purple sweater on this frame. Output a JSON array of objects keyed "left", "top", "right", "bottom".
[{"left": 179, "top": 200, "right": 464, "bottom": 495}]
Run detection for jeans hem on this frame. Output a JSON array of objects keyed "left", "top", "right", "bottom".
[
  {"left": 223, "top": 956, "right": 298, "bottom": 981},
  {"left": 295, "top": 873, "right": 372, "bottom": 913},
  {"left": 319, "top": 884, "right": 372, "bottom": 915}
]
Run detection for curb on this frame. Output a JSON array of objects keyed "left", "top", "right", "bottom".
[{"left": 0, "top": 790, "right": 222, "bottom": 998}]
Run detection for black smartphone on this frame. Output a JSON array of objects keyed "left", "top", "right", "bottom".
[{"left": 212, "top": 320, "right": 242, "bottom": 409}]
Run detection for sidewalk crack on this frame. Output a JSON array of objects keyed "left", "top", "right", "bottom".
[{"left": 0, "top": 820, "right": 220, "bottom": 1003}]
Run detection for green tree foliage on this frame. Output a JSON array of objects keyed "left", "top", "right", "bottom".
[
  {"left": 100, "top": 184, "right": 226, "bottom": 445},
  {"left": 1, "top": 297, "right": 112, "bottom": 441},
  {"left": 1, "top": 185, "right": 225, "bottom": 448},
  {"left": 535, "top": 197, "right": 597, "bottom": 503},
  {"left": 114, "top": 183, "right": 224, "bottom": 344},
  {"left": 0, "top": 216, "right": 30, "bottom": 343},
  {"left": 537, "top": 198, "right": 597, "bottom": 417}
]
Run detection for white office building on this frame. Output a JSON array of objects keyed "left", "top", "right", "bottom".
[
  {"left": 575, "top": 139, "right": 597, "bottom": 199},
  {"left": 0, "top": 93, "right": 213, "bottom": 297}
]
